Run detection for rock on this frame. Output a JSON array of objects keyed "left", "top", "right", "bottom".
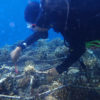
[{"left": 67, "top": 67, "right": 80, "bottom": 75}]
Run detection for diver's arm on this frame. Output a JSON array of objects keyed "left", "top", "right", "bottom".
[
  {"left": 10, "top": 31, "right": 48, "bottom": 62},
  {"left": 18, "top": 31, "right": 48, "bottom": 49},
  {"left": 56, "top": 42, "right": 86, "bottom": 74}
]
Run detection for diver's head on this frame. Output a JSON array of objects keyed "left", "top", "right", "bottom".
[{"left": 24, "top": 1, "right": 41, "bottom": 24}]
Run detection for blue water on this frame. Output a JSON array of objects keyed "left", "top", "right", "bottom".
[{"left": 0, "top": 0, "right": 63, "bottom": 48}]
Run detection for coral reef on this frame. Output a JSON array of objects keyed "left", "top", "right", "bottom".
[{"left": 0, "top": 38, "right": 100, "bottom": 100}]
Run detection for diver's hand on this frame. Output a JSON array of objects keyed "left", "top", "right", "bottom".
[
  {"left": 46, "top": 68, "right": 59, "bottom": 82},
  {"left": 34, "top": 68, "right": 59, "bottom": 76},
  {"left": 47, "top": 68, "right": 59, "bottom": 76},
  {"left": 10, "top": 47, "right": 22, "bottom": 63},
  {"left": 33, "top": 68, "right": 59, "bottom": 82}
]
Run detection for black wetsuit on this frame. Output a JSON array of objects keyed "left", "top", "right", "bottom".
[{"left": 19, "top": 0, "right": 100, "bottom": 74}]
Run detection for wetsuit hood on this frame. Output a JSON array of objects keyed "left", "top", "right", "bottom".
[{"left": 24, "top": 1, "right": 41, "bottom": 24}]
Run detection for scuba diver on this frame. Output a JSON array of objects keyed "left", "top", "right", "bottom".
[{"left": 11, "top": 0, "right": 100, "bottom": 76}]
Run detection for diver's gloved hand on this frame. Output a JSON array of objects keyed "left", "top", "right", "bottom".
[
  {"left": 46, "top": 68, "right": 59, "bottom": 81},
  {"left": 47, "top": 68, "right": 59, "bottom": 76},
  {"left": 10, "top": 46, "right": 22, "bottom": 63},
  {"left": 34, "top": 68, "right": 59, "bottom": 82},
  {"left": 34, "top": 68, "right": 59, "bottom": 76},
  {"left": 29, "top": 68, "right": 60, "bottom": 83}
]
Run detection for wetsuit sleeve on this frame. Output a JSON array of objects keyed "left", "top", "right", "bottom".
[
  {"left": 56, "top": 41, "right": 86, "bottom": 74},
  {"left": 18, "top": 31, "right": 48, "bottom": 49}
]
